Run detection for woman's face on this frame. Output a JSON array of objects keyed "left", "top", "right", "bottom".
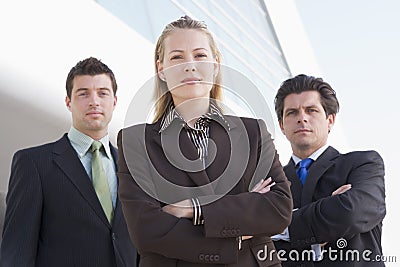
[{"left": 157, "top": 29, "right": 218, "bottom": 106}]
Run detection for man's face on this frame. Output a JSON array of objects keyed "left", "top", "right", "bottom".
[
  {"left": 279, "top": 91, "right": 335, "bottom": 157},
  {"left": 65, "top": 74, "right": 117, "bottom": 139}
]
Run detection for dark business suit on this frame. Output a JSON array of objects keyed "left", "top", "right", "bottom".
[
  {"left": 274, "top": 146, "right": 386, "bottom": 266},
  {"left": 0, "top": 134, "right": 138, "bottom": 267},
  {"left": 118, "top": 116, "right": 293, "bottom": 266}
]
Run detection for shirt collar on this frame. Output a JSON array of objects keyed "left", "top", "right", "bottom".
[
  {"left": 292, "top": 144, "right": 329, "bottom": 166},
  {"left": 67, "top": 127, "right": 112, "bottom": 159},
  {"left": 159, "top": 100, "right": 230, "bottom": 133}
]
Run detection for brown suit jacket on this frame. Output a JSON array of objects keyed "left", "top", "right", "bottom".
[{"left": 117, "top": 116, "right": 292, "bottom": 266}]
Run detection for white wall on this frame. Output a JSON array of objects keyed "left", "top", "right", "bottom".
[{"left": 0, "top": 0, "right": 154, "bottom": 191}]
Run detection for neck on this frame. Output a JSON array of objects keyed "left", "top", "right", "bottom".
[
  {"left": 76, "top": 127, "right": 108, "bottom": 141},
  {"left": 292, "top": 141, "right": 327, "bottom": 160},
  {"left": 174, "top": 98, "right": 209, "bottom": 127}
]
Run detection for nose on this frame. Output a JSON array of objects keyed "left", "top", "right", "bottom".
[
  {"left": 89, "top": 93, "right": 100, "bottom": 106},
  {"left": 297, "top": 111, "right": 308, "bottom": 123},
  {"left": 184, "top": 61, "right": 197, "bottom": 72}
]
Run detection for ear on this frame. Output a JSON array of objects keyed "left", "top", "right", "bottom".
[
  {"left": 156, "top": 60, "right": 166, "bottom": 81},
  {"left": 327, "top": 113, "right": 336, "bottom": 132},
  {"left": 213, "top": 56, "right": 220, "bottom": 77},
  {"left": 279, "top": 120, "right": 286, "bottom": 135},
  {"left": 65, "top": 96, "right": 71, "bottom": 111},
  {"left": 113, "top": 95, "right": 117, "bottom": 109}
]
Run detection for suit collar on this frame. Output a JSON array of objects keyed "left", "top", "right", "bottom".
[
  {"left": 158, "top": 100, "right": 230, "bottom": 133},
  {"left": 301, "top": 146, "right": 339, "bottom": 205},
  {"left": 67, "top": 127, "right": 113, "bottom": 159},
  {"left": 285, "top": 146, "right": 340, "bottom": 206}
]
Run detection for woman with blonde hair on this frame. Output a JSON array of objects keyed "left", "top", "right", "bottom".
[{"left": 117, "top": 15, "right": 292, "bottom": 266}]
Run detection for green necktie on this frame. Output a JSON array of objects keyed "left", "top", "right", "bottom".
[{"left": 91, "top": 141, "right": 113, "bottom": 223}]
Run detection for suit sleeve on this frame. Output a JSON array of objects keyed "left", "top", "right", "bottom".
[
  {"left": 117, "top": 129, "right": 238, "bottom": 264},
  {"left": 201, "top": 119, "right": 293, "bottom": 238},
  {"left": 289, "top": 151, "right": 385, "bottom": 247},
  {"left": 1, "top": 150, "right": 43, "bottom": 267}
]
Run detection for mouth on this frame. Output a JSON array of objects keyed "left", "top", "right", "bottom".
[
  {"left": 294, "top": 128, "right": 312, "bottom": 134},
  {"left": 182, "top": 77, "right": 201, "bottom": 85},
  {"left": 86, "top": 111, "right": 103, "bottom": 116}
]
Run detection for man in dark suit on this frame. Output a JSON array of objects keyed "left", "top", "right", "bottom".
[
  {"left": 272, "top": 74, "right": 386, "bottom": 266},
  {"left": 0, "top": 57, "right": 138, "bottom": 267}
]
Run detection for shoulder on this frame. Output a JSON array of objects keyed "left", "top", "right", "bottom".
[
  {"left": 341, "top": 149, "right": 383, "bottom": 163},
  {"left": 14, "top": 137, "right": 64, "bottom": 157},
  {"left": 118, "top": 123, "right": 155, "bottom": 138},
  {"left": 12, "top": 136, "right": 65, "bottom": 164},
  {"left": 224, "top": 115, "right": 265, "bottom": 128},
  {"left": 332, "top": 148, "right": 384, "bottom": 169}
]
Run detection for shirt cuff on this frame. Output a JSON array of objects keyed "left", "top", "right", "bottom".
[
  {"left": 191, "top": 198, "right": 204, "bottom": 225},
  {"left": 311, "top": 244, "right": 323, "bottom": 261},
  {"left": 271, "top": 227, "right": 290, "bottom": 241}
]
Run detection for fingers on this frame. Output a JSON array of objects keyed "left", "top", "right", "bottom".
[
  {"left": 258, "top": 182, "right": 276, "bottom": 194},
  {"left": 332, "top": 184, "right": 352, "bottom": 196},
  {"left": 251, "top": 177, "right": 269, "bottom": 192},
  {"left": 251, "top": 177, "right": 275, "bottom": 193}
]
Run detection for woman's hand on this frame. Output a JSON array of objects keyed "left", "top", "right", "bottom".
[{"left": 251, "top": 177, "right": 276, "bottom": 193}]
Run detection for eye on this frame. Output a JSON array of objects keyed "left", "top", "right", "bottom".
[
  {"left": 195, "top": 53, "right": 207, "bottom": 58},
  {"left": 99, "top": 90, "right": 110, "bottom": 96},
  {"left": 170, "top": 55, "right": 183, "bottom": 60},
  {"left": 285, "top": 110, "right": 296, "bottom": 116},
  {"left": 78, "top": 92, "right": 88, "bottom": 96}
]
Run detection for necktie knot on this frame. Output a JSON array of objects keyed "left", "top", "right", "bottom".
[
  {"left": 91, "top": 140, "right": 102, "bottom": 152},
  {"left": 299, "top": 158, "right": 313, "bottom": 169},
  {"left": 296, "top": 158, "right": 313, "bottom": 185}
]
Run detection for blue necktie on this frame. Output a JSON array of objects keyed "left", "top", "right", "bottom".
[{"left": 296, "top": 158, "right": 313, "bottom": 185}]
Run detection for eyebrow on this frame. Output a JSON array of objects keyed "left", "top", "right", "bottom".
[
  {"left": 284, "top": 104, "right": 320, "bottom": 112},
  {"left": 74, "top": 87, "right": 111, "bottom": 93},
  {"left": 168, "top": 48, "right": 208, "bottom": 55}
]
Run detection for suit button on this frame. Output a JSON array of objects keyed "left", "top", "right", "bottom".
[
  {"left": 112, "top": 232, "right": 117, "bottom": 240},
  {"left": 310, "top": 237, "right": 316, "bottom": 242},
  {"left": 214, "top": 255, "right": 220, "bottom": 262}
]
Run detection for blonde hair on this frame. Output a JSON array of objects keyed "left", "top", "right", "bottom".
[{"left": 153, "top": 15, "right": 223, "bottom": 122}]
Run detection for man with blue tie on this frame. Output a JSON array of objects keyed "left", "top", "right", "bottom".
[
  {"left": 1, "top": 57, "right": 138, "bottom": 267},
  {"left": 272, "top": 74, "right": 386, "bottom": 266}
]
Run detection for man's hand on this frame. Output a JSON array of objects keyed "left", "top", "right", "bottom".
[
  {"left": 332, "top": 184, "right": 351, "bottom": 195},
  {"left": 162, "top": 199, "right": 193, "bottom": 218}
]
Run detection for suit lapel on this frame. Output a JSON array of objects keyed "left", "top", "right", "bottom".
[
  {"left": 207, "top": 117, "right": 246, "bottom": 195},
  {"left": 284, "top": 160, "right": 303, "bottom": 208},
  {"left": 53, "top": 134, "right": 110, "bottom": 227},
  {"left": 301, "top": 146, "right": 339, "bottom": 206},
  {"left": 109, "top": 144, "right": 124, "bottom": 227},
  {"left": 152, "top": 120, "right": 213, "bottom": 190}
]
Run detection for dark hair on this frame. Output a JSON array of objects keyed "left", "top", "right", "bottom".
[
  {"left": 65, "top": 57, "right": 117, "bottom": 98},
  {"left": 274, "top": 74, "right": 339, "bottom": 121}
]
